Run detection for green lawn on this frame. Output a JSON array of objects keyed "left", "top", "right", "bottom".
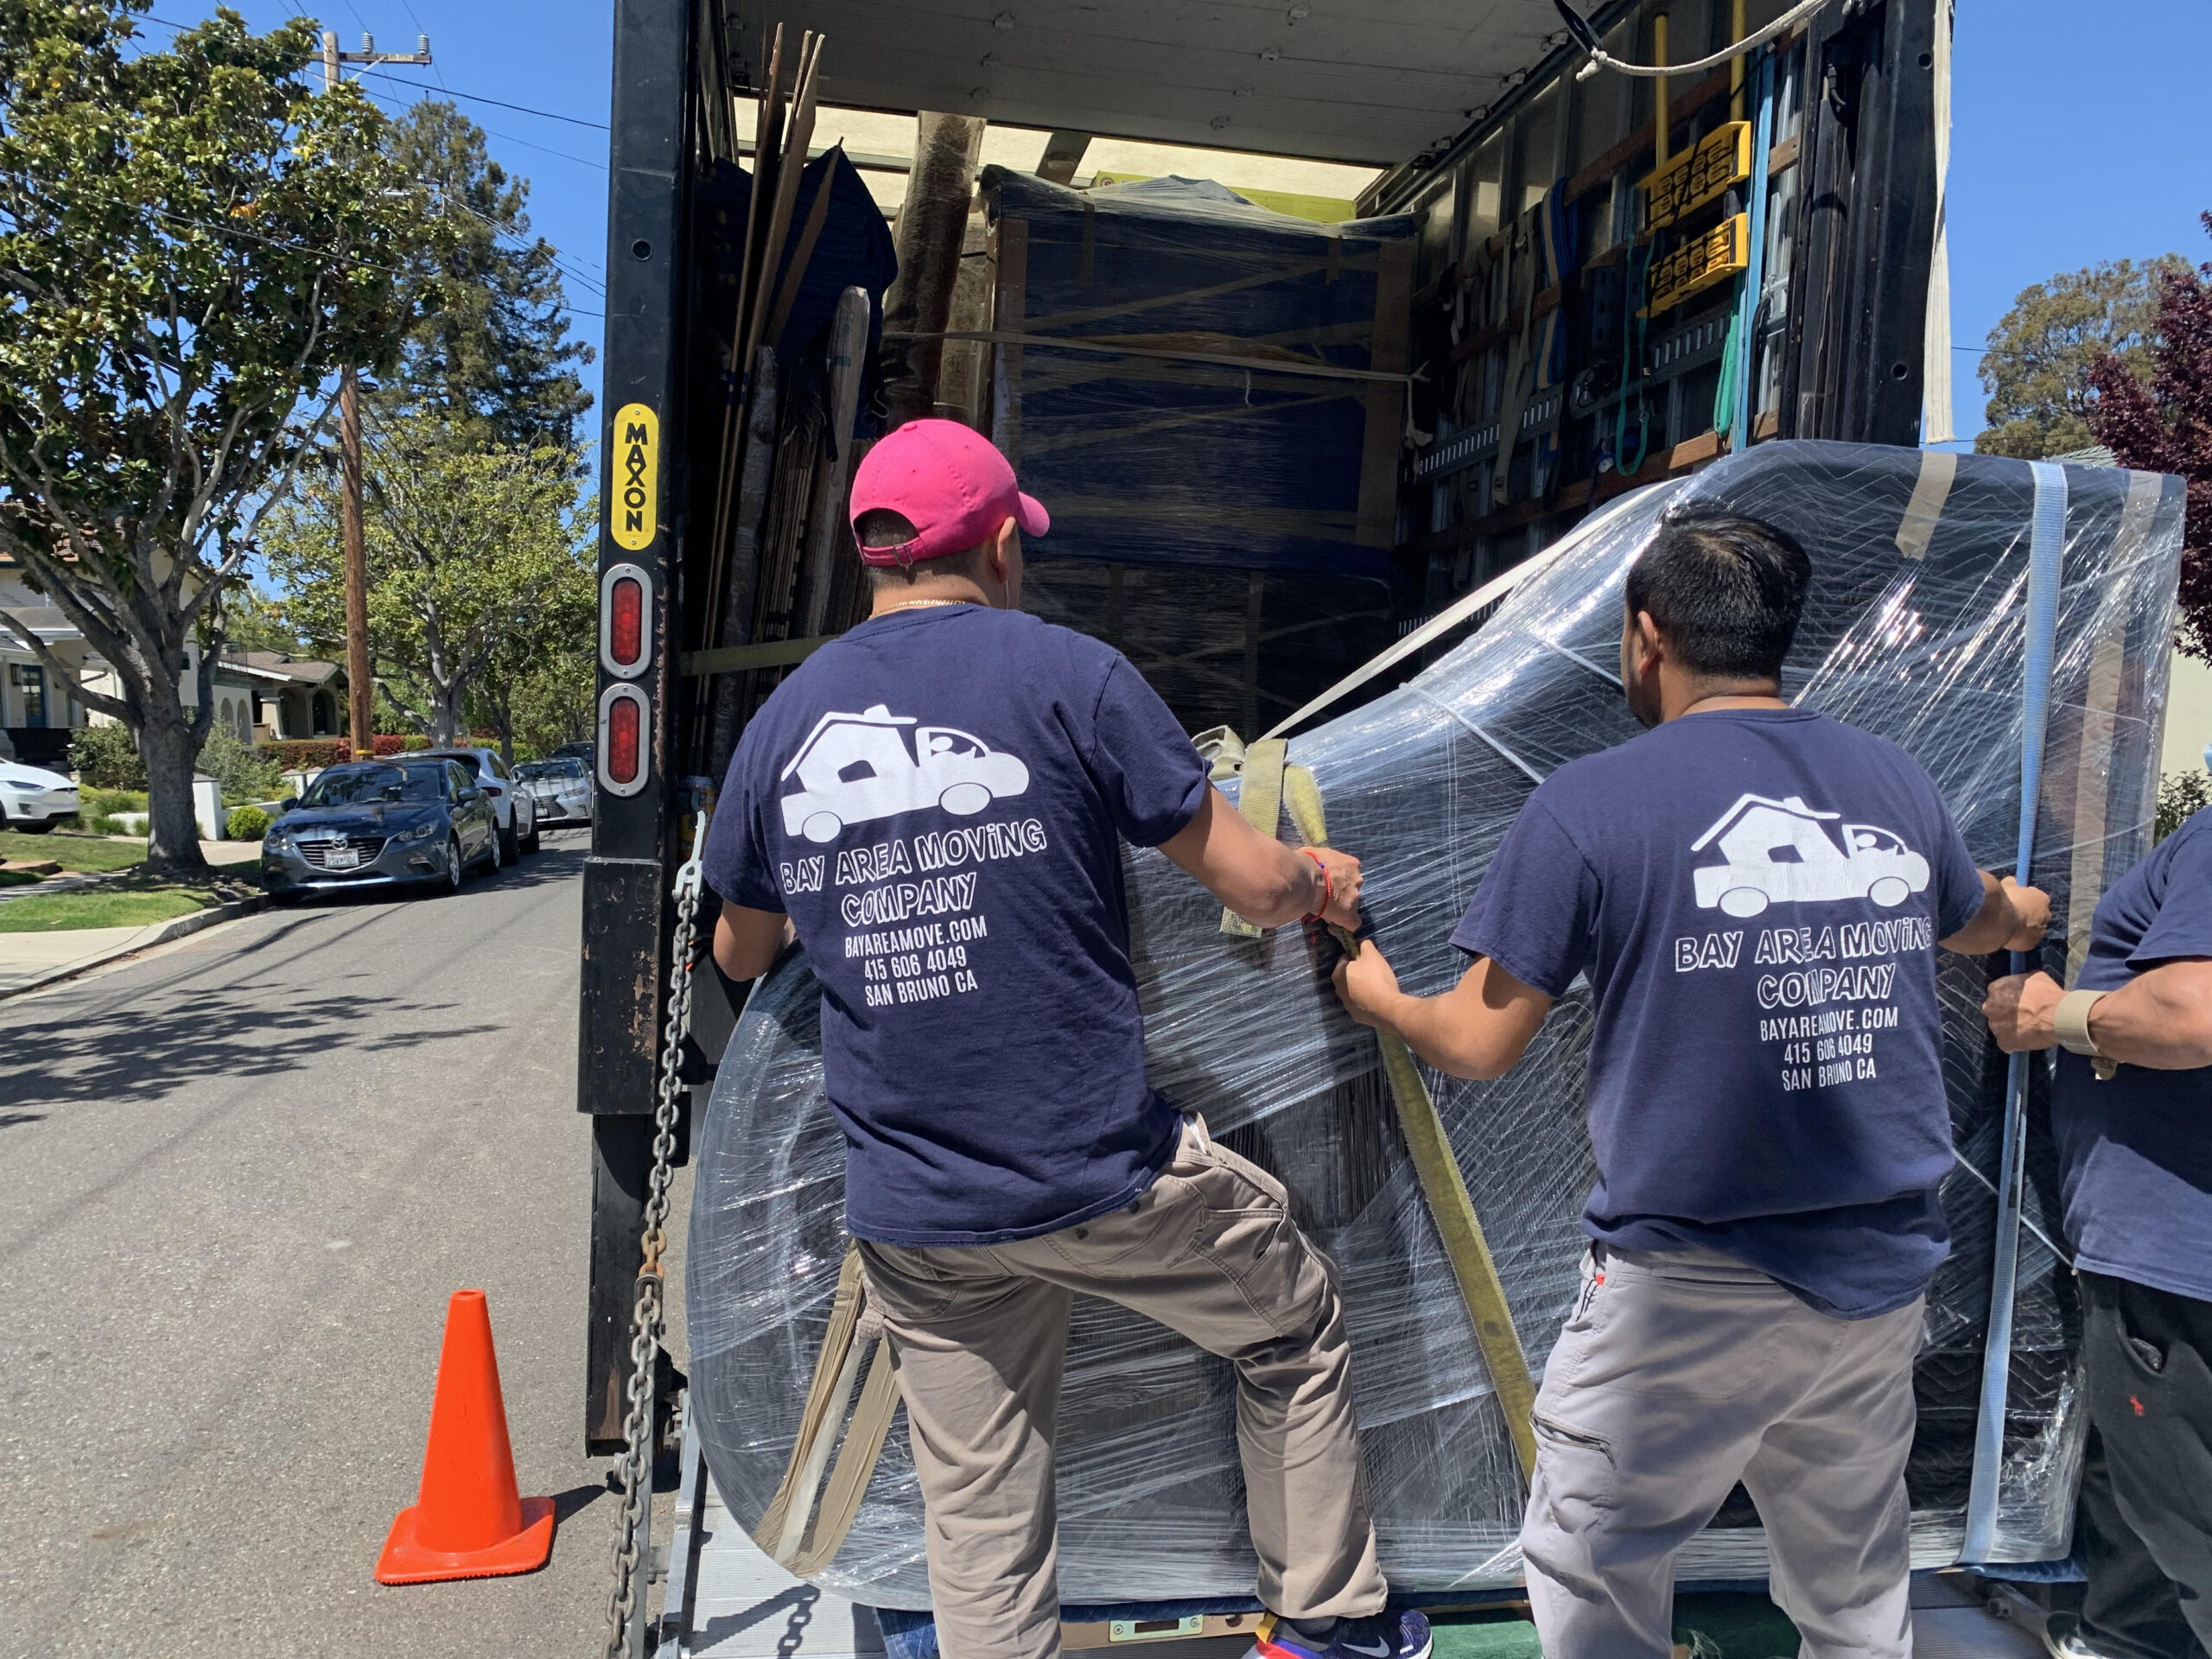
[
  {"left": 0, "top": 884, "right": 216, "bottom": 933},
  {"left": 0, "top": 830, "right": 146, "bottom": 873},
  {"left": 0, "top": 868, "right": 43, "bottom": 887}
]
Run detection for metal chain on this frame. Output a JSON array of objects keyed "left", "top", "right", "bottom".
[{"left": 604, "top": 815, "right": 709, "bottom": 1659}]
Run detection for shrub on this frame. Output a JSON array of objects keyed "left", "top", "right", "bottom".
[
  {"left": 69, "top": 723, "right": 146, "bottom": 789},
  {"left": 227, "top": 804, "right": 271, "bottom": 842},
  {"left": 198, "top": 728, "right": 285, "bottom": 804},
  {"left": 265, "top": 734, "right": 429, "bottom": 771},
  {"left": 79, "top": 787, "right": 149, "bottom": 834},
  {"left": 2158, "top": 770, "right": 2212, "bottom": 842}
]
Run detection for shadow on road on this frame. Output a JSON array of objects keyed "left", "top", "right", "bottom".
[{"left": 0, "top": 904, "right": 537, "bottom": 1119}]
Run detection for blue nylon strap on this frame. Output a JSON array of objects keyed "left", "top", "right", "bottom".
[{"left": 1961, "top": 459, "right": 2068, "bottom": 1562}]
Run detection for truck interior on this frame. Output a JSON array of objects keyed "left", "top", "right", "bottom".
[{"left": 579, "top": 2, "right": 1961, "bottom": 1650}]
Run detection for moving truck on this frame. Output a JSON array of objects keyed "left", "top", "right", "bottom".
[{"left": 577, "top": 0, "right": 1948, "bottom": 1644}]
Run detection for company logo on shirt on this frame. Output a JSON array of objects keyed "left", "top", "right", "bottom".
[
  {"left": 1688, "top": 792, "right": 1931, "bottom": 919},
  {"left": 779, "top": 703, "right": 1031, "bottom": 845}
]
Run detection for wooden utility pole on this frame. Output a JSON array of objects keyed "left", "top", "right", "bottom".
[{"left": 321, "top": 31, "right": 431, "bottom": 758}]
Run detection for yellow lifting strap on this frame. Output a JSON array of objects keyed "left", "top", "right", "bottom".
[
  {"left": 751, "top": 1243, "right": 900, "bottom": 1579},
  {"left": 1220, "top": 735, "right": 1288, "bottom": 938},
  {"left": 1275, "top": 758, "right": 1541, "bottom": 1486}
]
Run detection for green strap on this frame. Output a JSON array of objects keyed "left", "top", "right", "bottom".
[
  {"left": 1219, "top": 736, "right": 1288, "bottom": 939},
  {"left": 1281, "top": 763, "right": 1540, "bottom": 1486}
]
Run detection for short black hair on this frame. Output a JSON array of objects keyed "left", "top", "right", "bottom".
[
  {"left": 1624, "top": 506, "right": 1811, "bottom": 681},
  {"left": 855, "top": 509, "right": 991, "bottom": 588}
]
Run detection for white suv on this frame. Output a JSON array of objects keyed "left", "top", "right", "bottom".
[
  {"left": 0, "top": 760, "right": 81, "bottom": 833},
  {"left": 414, "top": 748, "right": 539, "bottom": 861}
]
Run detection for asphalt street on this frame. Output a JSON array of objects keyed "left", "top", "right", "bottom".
[{"left": 0, "top": 831, "right": 683, "bottom": 1657}]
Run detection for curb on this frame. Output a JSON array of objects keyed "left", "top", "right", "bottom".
[{"left": 0, "top": 892, "right": 269, "bottom": 1002}]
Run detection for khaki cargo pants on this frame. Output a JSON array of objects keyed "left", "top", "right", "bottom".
[{"left": 857, "top": 1115, "right": 1388, "bottom": 1659}]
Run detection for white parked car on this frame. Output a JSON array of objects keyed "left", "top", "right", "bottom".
[
  {"left": 415, "top": 747, "right": 539, "bottom": 861},
  {"left": 514, "top": 756, "right": 593, "bottom": 828},
  {"left": 0, "top": 760, "right": 79, "bottom": 834}
]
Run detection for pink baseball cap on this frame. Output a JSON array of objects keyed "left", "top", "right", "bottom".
[{"left": 849, "top": 418, "right": 1050, "bottom": 567}]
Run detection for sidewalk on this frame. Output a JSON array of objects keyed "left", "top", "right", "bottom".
[{"left": 0, "top": 844, "right": 268, "bottom": 998}]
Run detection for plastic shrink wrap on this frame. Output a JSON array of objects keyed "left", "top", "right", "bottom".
[{"left": 688, "top": 440, "right": 2185, "bottom": 1609}]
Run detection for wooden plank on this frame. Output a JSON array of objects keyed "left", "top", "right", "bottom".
[{"left": 1357, "top": 235, "right": 1415, "bottom": 548}]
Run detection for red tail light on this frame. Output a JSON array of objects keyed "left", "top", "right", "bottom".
[
  {"left": 598, "top": 684, "right": 649, "bottom": 797},
  {"left": 601, "top": 563, "right": 652, "bottom": 679}
]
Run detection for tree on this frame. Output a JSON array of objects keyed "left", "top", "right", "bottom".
[
  {"left": 2089, "top": 214, "right": 2212, "bottom": 662},
  {"left": 1976, "top": 256, "right": 2185, "bottom": 460},
  {"left": 467, "top": 521, "right": 596, "bottom": 763},
  {"left": 0, "top": 1, "right": 425, "bottom": 873},
  {"left": 378, "top": 101, "right": 592, "bottom": 449},
  {"left": 265, "top": 412, "right": 590, "bottom": 746}
]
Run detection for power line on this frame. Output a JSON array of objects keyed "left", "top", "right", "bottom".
[{"left": 138, "top": 15, "right": 610, "bottom": 132}]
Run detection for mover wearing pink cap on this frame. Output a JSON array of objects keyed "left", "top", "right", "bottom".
[{"left": 849, "top": 418, "right": 1051, "bottom": 566}]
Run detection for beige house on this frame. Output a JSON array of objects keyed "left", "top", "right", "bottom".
[{"left": 84, "top": 645, "right": 348, "bottom": 747}]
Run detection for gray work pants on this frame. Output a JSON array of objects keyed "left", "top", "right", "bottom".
[
  {"left": 1520, "top": 1245, "right": 1924, "bottom": 1659},
  {"left": 858, "top": 1115, "right": 1387, "bottom": 1659}
]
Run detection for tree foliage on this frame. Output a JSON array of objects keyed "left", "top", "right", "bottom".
[
  {"left": 0, "top": 0, "right": 427, "bottom": 871},
  {"left": 1975, "top": 257, "right": 2184, "bottom": 460},
  {"left": 378, "top": 101, "right": 592, "bottom": 449},
  {"left": 2088, "top": 215, "right": 2212, "bottom": 662},
  {"left": 264, "top": 412, "right": 593, "bottom": 747}
]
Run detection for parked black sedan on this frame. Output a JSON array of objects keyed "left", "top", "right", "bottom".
[{"left": 262, "top": 759, "right": 500, "bottom": 901}]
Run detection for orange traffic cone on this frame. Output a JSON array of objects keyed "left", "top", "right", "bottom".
[{"left": 375, "top": 1289, "right": 556, "bottom": 1585}]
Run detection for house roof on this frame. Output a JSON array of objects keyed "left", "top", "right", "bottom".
[
  {"left": 234, "top": 650, "right": 343, "bottom": 686},
  {"left": 780, "top": 704, "right": 914, "bottom": 782},
  {"left": 1690, "top": 792, "right": 1839, "bottom": 853}
]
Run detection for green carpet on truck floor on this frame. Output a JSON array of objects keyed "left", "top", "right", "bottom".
[{"left": 1431, "top": 1592, "right": 1800, "bottom": 1657}]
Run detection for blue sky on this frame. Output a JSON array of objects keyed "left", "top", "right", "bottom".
[
  {"left": 1948, "top": 0, "right": 2211, "bottom": 442},
  {"left": 153, "top": 0, "right": 2210, "bottom": 448}
]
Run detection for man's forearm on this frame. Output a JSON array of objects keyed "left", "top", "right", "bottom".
[
  {"left": 1942, "top": 872, "right": 2014, "bottom": 954},
  {"left": 1942, "top": 871, "right": 2049, "bottom": 956},
  {"left": 1370, "top": 987, "right": 1526, "bottom": 1081},
  {"left": 2085, "top": 968, "right": 2212, "bottom": 1070}
]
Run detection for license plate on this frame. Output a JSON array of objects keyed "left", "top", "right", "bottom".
[{"left": 324, "top": 846, "right": 360, "bottom": 870}]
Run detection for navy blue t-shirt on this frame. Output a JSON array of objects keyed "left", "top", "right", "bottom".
[
  {"left": 2052, "top": 806, "right": 2212, "bottom": 1300},
  {"left": 703, "top": 603, "right": 1208, "bottom": 1247},
  {"left": 1450, "top": 708, "right": 1986, "bottom": 1317}
]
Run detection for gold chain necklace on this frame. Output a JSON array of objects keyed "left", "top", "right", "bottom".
[{"left": 874, "top": 598, "right": 972, "bottom": 615}]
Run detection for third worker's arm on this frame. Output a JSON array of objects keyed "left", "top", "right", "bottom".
[{"left": 1984, "top": 957, "right": 2212, "bottom": 1070}]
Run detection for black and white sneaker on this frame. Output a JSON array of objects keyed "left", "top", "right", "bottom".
[{"left": 1249, "top": 1608, "right": 1433, "bottom": 1659}]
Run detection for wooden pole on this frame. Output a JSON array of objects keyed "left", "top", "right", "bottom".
[
  {"left": 1654, "top": 14, "right": 1671, "bottom": 169},
  {"left": 340, "top": 371, "right": 372, "bottom": 757},
  {"left": 883, "top": 112, "right": 987, "bottom": 424},
  {"left": 324, "top": 32, "right": 372, "bottom": 758}
]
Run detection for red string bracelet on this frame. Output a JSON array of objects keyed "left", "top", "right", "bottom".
[{"left": 1299, "top": 847, "right": 1332, "bottom": 922}]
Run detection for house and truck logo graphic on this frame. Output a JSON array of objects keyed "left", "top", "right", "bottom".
[
  {"left": 1690, "top": 792, "right": 1931, "bottom": 918},
  {"left": 780, "top": 704, "right": 1032, "bottom": 844}
]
